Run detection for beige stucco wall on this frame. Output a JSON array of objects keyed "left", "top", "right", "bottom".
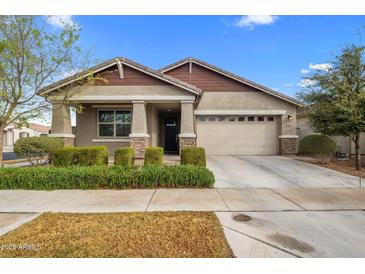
[
  {"left": 146, "top": 104, "right": 159, "bottom": 147},
  {"left": 197, "top": 92, "right": 298, "bottom": 135},
  {"left": 131, "top": 102, "right": 148, "bottom": 135},
  {"left": 75, "top": 103, "right": 162, "bottom": 154},
  {"left": 296, "top": 116, "right": 365, "bottom": 154},
  {"left": 180, "top": 102, "right": 195, "bottom": 135},
  {"left": 51, "top": 103, "right": 73, "bottom": 135},
  {"left": 75, "top": 105, "right": 130, "bottom": 154}
]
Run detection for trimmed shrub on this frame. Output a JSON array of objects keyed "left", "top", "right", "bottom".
[
  {"left": 144, "top": 147, "right": 163, "bottom": 166},
  {"left": 181, "top": 147, "right": 206, "bottom": 166},
  {"left": 78, "top": 146, "right": 109, "bottom": 166},
  {"left": 114, "top": 147, "right": 135, "bottom": 167},
  {"left": 298, "top": 134, "right": 337, "bottom": 163},
  {"left": 14, "top": 136, "right": 64, "bottom": 165},
  {"left": 0, "top": 165, "right": 215, "bottom": 190},
  {"left": 53, "top": 146, "right": 108, "bottom": 167},
  {"left": 53, "top": 147, "right": 80, "bottom": 167}
]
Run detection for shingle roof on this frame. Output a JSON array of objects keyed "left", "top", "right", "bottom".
[
  {"left": 160, "top": 57, "right": 302, "bottom": 106},
  {"left": 28, "top": 123, "right": 51, "bottom": 133},
  {"left": 38, "top": 57, "right": 201, "bottom": 95}
]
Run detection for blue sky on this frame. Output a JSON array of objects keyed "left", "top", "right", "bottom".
[{"left": 48, "top": 15, "right": 365, "bottom": 97}]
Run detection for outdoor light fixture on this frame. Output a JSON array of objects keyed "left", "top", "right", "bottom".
[
  {"left": 167, "top": 109, "right": 171, "bottom": 112},
  {"left": 287, "top": 115, "right": 293, "bottom": 120}
]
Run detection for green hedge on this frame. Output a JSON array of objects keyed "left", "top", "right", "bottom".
[
  {"left": 53, "top": 146, "right": 108, "bottom": 167},
  {"left": 299, "top": 134, "right": 337, "bottom": 155},
  {"left": 144, "top": 147, "right": 163, "bottom": 166},
  {"left": 114, "top": 147, "right": 135, "bottom": 167},
  {"left": 14, "top": 136, "right": 64, "bottom": 164},
  {"left": 53, "top": 147, "right": 79, "bottom": 167},
  {"left": 181, "top": 147, "right": 206, "bottom": 166},
  {"left": 298, "top": 134, "right": 337, "bottom": 163},
  {"left": 0, "top": 165, "right": 215, "bottom": 190}
]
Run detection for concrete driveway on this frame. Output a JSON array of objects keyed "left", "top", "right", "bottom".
[{"left": 208, "top": 156, "right": 360, "bottom": 188}]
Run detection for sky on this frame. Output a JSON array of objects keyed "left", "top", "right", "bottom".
[{"left": 46, "top": 15, "right": 365, "bottom": 98}]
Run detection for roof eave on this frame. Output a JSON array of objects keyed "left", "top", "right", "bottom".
[{"left": 38, "top": 57, "right": 201, "bottom": 97}]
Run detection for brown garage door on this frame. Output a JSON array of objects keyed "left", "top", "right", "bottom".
[{"left": 196, "top": 115, "right": 278, "bottom": 155}]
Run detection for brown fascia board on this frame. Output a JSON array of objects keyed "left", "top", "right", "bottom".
[
  {"left": 38, "top": 57, "right": 201, "bottom": 96},
  {"left": 160, "top": 57, "right": 303, "bottom": 107}
]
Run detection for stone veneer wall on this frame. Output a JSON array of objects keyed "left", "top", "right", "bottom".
[
  {"left": 179, "top": 137, "right": 196, "bottom": 151},
  {"left": 279, "top": 138, "right": 297, "bottom": 155},
  {"left": 130, "top": 137, "right": 149, "bottom": 159},
  {"left": 62, "top": 137, "right": 75, "bottom": 147}
]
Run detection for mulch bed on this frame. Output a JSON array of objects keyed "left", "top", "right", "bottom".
[{"left": 301, "top": 156, "right": 365, "bottom": 178}]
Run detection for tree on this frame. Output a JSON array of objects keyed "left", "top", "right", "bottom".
[
  {"left": 298, "top": 45, "right": 365, "bottom": 170},
  {"left": 0, "top": 16, "right": 94, "bottom": 165}
]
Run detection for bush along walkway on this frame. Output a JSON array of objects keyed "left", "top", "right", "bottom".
[{"left": 0, "top": 165, "right": 214, "bottom": 190}]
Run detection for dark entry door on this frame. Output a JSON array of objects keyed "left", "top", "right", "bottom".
[{"left": 164, "top": 117, "right": 179, "bottom": 152}]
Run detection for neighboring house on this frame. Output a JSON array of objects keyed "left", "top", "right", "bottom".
[
  {"left": 39, "top": 57, "right": 302, "bottom": 158},
  {"left": 2, "top": 123, "right": 50, "bottom": 152},
  {"left": 297, "top": 111, "right": 365, "bottom": 155}
]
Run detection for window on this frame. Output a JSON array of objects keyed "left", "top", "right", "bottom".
[
  {"left": 19, "top": 132, "right": 29, "bottom": 138},
  {"left": 267, "top": 116, "right": 274, "bottom": 121},
  {"left": 98, "top": 110, "right": 131, "bottom": 137},
  {"left": 218, "top": 116, "right": 225, "bottom": 122},
  {"left": 247, "top": 116, "right": 255, "bottom": 122},
  {"left": 198, "top": 116, "right": 206, "bottom": 122},
  {"left": 208, "top": 116, "right": 216, "bottom": 122},
  {"left": 238, "top": 116, "right": 245, "bottom": 122},
  {"left": 228, "top": 117, "right": 236, "bottom": 122},
  {"left": 258, "top": 116, "right": 265, "bottom": 122}
]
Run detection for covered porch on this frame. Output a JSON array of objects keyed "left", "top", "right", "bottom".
[{"left": 49, "top": 98, "right": 197, "bottom": 159}]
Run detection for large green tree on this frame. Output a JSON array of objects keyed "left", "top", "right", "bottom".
[
  {"left": 0, "top": 16, "right": 92, "bottom": 165},
  {"left": 298, "top": 45, "right": 365, "bottom": 170}
]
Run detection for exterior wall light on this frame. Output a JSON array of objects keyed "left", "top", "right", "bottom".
[{"left": 287, "top": 115, "right": 293, "bottom": 120}]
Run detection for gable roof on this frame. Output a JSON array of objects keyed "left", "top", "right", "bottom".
[
  {"left": 28, "top": 123, "right": 51, "bottom": 133},
  {"left": 38, "top": 57, "right": 201, "bottom": 96},
  {"left": 160, "top": 57, "right": 302, "bottom": 106}
]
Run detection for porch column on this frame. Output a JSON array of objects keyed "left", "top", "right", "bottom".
[
  {"left": 179, "top": 100, "right": 196, "bottom": 150},
  {"left": 49, "top": 102, "right": 74, "bottom": 147},
  {"left": 129, "top": 101, "right": 149, "bottom": 159},
  {"left": 279, "top": 112, "right": 298, "bottom": 155}
]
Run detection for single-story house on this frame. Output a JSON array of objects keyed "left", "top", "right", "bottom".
[
  {"left": 39, "top": 57, "right": 302, "bottom": 158},
  {"left": 3, "top": 123, "right": 50, "bottom": 152}
]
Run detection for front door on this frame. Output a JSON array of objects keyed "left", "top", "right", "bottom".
[{"left": 164, "top": 117, "right": 179, "bottom": 153}]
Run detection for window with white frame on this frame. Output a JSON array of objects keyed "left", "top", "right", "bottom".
[
  {"left": 98, "top": 110, "right": 132, "bottom": 137},
  {"left": 19, "top": 132, "right": 29, "bottom": 138}
]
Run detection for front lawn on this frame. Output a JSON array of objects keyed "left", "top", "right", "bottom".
[{"left": 0, "top": 212, "right": 233, "bottom": 258}]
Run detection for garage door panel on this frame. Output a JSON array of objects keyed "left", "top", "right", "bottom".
[{"left": 197, "top": 117, "right": 278, "bottom": 155}]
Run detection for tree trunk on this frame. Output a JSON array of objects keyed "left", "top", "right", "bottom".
[
  {"left": 0, "top": 125, "right": 4, "bottom": 166},
  {"left": 354, "top": 133, "right": 361, "bottom": 171}
]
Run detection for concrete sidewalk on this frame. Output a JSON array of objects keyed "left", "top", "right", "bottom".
[
  {"left": 0, "top": 188, "right": 364, "bottom": 213},
  {"left": 1, "top": 188, "right": 365, "bottom": 258}
]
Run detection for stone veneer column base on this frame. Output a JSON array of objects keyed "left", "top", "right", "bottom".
[
  {"left": 130, "top": 137, "right": 149, "bottom": 159},
  {"left": 179, "top": 137, "right": 197, "bottom": 151},
  {"left": 279, "top": 135, "right": 298, "bottom": 155},
  {"left": 62, "top": 137, "right": 75, "bottom": 147},
  {"left": 49, "top": 134, "right": 75, "bottom": 147}
]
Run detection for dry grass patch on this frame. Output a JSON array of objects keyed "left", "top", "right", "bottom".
[{"left": 0, "top": 212, "right": 233, "bottom": 258}]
